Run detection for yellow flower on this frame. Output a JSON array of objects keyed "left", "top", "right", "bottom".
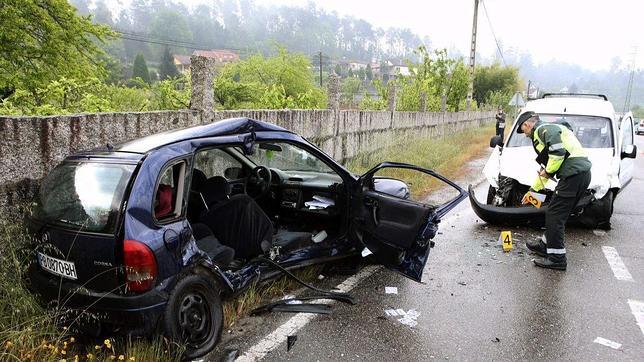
[
  {"left": 4, "top": 341, "right": 12, "bottom": 348},
  {"left": 95, "top": 345, "right": 101, "bottom": 350},
  {"left": 118, "top": 355, "right": 125, "bottom": 361},
  {"left": 110, "top": 355, "right": 116, "bottom": 360},
  {"left": 129, "top": 357, "right": 135, "bottom": 361},
  {"left": 86, "top": 353, "right": 94, "bottom": 360},
  {"left": 74, "top": 355, "right": 79, "bottom": 362},
  {"left": 59, "top": 359, "right": 66, "bottom": 362},
  {"left": 104, "top": 339, "right": 111, "bottom": 346},
  {"left": 70, "top": 337, "right": 75, "bottom": 343},
  {"left": 61, "top": 349, "right": 67, "bottom": 355},
  {"left": 63, "top": 341, "right": 68, "bottom": 348}
]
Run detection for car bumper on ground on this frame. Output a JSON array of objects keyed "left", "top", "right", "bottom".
[{"left": 468, "top": 185, "right": 609, "bottom": 228}]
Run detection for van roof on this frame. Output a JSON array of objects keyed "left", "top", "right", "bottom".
[{"left": 523, "top": 96, "right": 616, "bottom": 119}]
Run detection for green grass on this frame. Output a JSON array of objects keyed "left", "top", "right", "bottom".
[{"left": 346, "top": 123, "right": 494, "bottom": 199}]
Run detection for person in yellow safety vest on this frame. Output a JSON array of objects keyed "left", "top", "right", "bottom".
[{"left": 516, "top": 111, "right": 592, "bottom": 270}]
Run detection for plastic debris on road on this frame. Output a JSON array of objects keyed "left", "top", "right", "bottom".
[
  {"left": 385, "top": 287, "right": 398, "bottom": 294},
  {"left": 287, "top": 335, "right": 297, "bottom": 351},
  {"left": 384, "top": 308, "right": 420, "bottom": 327},
  {"left": 361, "top": 247, "right": 373, "bottom": 257}
]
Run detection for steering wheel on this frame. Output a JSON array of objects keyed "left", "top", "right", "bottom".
[{"left": 245, "top": 166, "right": 272, "bottom": 199}]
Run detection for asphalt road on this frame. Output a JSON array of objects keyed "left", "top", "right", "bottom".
[{"left": 210, "top": 136, "right": 644, "bottom": 361}]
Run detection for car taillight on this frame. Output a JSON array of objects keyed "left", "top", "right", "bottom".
[{"left": 123, "top": 239, "right": 157, "bottom": 293}]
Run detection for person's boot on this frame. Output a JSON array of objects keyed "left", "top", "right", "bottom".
[
  {"left": 533, "top": 254, "right": 567, "bottom": 271},
  {"left": 525, "top": 237, "right": 547, "bottom": 257}
]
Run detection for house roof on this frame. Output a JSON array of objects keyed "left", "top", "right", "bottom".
[
  {"left": 192, "top": 49, "right": 239, "bottom": 61},
  {"left": 173, "top": 55, "right": 191, "bottom": 65}
]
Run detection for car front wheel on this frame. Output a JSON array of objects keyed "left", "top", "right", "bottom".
[{"left": 163, "top": 274, "right": 223, "bottom": 359}]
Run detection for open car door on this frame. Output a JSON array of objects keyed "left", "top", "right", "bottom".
[{"left": 351, "top": 162, "right": 467, "bottom": 282}]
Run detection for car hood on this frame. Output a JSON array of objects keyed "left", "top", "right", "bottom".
[{"left": 483, "top": 146, "right": 618, "bottom": 199}]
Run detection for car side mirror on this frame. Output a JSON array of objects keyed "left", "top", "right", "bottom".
[
  {"left": 490, "top": 135, "right": 504, "bottom": 148},
  {"left": 621, "top": 144, "right": 637, "bottom": 159}
]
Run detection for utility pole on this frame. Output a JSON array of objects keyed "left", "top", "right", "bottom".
[
  {"left": 622, "top": 46, "right": 638, "bottom": 113},
  {"left": 466, "top": 0, "right": 479, "bottom": 111},
  {"left": 527, "top": 80, "right": 531, "bottom": 100},
  {"left": 319, "top": 51, "right": 323, "bottom": 87}
]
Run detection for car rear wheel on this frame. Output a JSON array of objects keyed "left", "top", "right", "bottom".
[{"left": 164, "top": 274, "right": 223, "bottom": 359}]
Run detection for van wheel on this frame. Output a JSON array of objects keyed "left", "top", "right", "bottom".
[
  {"left": 163, "top": 274, "right": 222, "bottom": 360},
  {"left": 596, "top": 191, "right": 614, "bottom": 230}
]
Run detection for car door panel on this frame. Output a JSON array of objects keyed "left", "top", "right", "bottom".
[
  {"left": 351, "top": 162, "right": 467, "bottom": 282},
  {"left": 619, "top": 114, "right": 635, "bottom": 187}
]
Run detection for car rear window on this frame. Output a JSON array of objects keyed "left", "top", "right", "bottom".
[
  {"left": 507, "top": 114, "right": 613, "bottom": 148},
  {"left": 33, "top": 162, "right": 135, "bottom": 233}
]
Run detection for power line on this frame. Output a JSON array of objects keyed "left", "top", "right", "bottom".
[{"left": 480, "top": 0, "right": 506, "bottom": 67}]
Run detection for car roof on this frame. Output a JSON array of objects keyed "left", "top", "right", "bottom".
[
  {"left": 82, "top": 117, "right": 290, "bottom": 157},
  {"left": 523, "top": 96, "right": 616, "bottom": 119}
]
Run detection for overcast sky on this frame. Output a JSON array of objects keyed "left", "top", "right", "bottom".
[{"left": 107, "top": 0, "right": 644, "bottom": 71}]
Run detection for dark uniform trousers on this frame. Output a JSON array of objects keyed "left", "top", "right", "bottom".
[{"left": 544, "top": 169, "right": 592, "bottom": 253}]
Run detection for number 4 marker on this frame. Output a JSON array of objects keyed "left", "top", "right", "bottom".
[{"left": 498, "top": 231, "right": 513, "bottom": 252}]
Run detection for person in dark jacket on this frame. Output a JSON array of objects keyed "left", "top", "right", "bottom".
[
  {"left": 495, "top": 107, "right": 506, "bottom": 139},
  {"left": 516, "top": 112, "right": 592, "bottom": 270}
]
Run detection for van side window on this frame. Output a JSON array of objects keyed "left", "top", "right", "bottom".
[{"left": 154, "top": 160, "right": 188, "bottom": 222}]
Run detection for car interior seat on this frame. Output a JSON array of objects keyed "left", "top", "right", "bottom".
[
  {"left": 199, "top": 176, "right": 312, "bottom": 259},
  {"left": 191, "top": 222, "right": 235, "bottom": 266},
  {"left": 187, "top": 169, "right": 208, "bottom": 221},
  {"left": 155, "top": 184, "right": 174, "bottom": 219}
]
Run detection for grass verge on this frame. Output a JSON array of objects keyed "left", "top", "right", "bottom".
[{"left": 346, "top": 123, "right": 494, "bottom": 199}]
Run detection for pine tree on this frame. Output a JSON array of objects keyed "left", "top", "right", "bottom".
[
  {"left": 366, "top": 63, "right": 373, "bottom": 81},
  {"left": 159, "top": 48, "right": 180, "bottom": 80},
  {"left": 132, "top": 53, "right": 150, "bottom": 83}
]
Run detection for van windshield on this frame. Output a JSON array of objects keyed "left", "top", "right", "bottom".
[
  {"left": 507, "top": 114, "right": 613, "bottom": 148},
  {"left": 33, "top": 162, "right": 135, "bottom": 233}
]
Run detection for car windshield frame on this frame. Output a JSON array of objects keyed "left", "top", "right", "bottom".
[
  {"left": 238, "top": 141, "right": 338, "bottom": 175},
  {"left": 506, "top": 113, "right": 614, "bottom": 149},
  {"left": 32, "top": 161, "right": 136, "bottom": 234}
]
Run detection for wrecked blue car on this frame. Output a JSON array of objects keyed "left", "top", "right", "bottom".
[{"left": 27, "top": 117, "right": 466, "bottom": 358}]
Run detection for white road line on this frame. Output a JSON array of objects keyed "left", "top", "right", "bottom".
[
  {"left": 236, "top": 265, "right": 381, "bottom": 362},
  {"left": 593, "top": 337, "right": 621, "bottom": 350},
  {"left": 628, "top": 299, "right": 644, "bottom": 338},
  {"left": 601, "top": 246, "right": 634, "bottom": 281}
]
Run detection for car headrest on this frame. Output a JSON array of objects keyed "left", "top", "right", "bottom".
[
  {"left": 155, "top": 184, "right": 174, "bottom": 218},
  {"left": 191, "top": 169, "right": 207, "bottom": 191},
  {"left": 201, "top": 176, "right": 230, "bottom": 206}
]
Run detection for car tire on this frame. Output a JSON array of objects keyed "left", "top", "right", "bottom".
[
  {"left": 163, "top": 274, "right": 223, "bottom": 360},
  {"left": 486, "top": 185, "right": 496, "bottom": 205}
]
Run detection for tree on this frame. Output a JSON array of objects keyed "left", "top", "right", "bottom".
[
  {"left": 214, "top": 45, "right": 326, "bottom": 109},
  {"left": 473, "top": 63, "right": 520, "bottom": 106},
  {"left": 132, "top": 54, "right": 150, "bottom": 83},
  {"left": 159, "top": 48, "right": 180, "bottom": 80},
  {"left": 366, "top": 63, "right": 373, "bottom": 81},
  {"left": 0, "top": 0, "right": 113, "bottom": 94}
]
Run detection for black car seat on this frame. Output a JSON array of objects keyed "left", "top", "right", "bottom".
[
  {"left": 191, "top": 222, "right": 235, "bottom": 266},
  {"left": 199, "top": 177, "right": 312, "bottom": 259},
  {"left": 187, "top": 169, "right": 208, "bottom": 222}
]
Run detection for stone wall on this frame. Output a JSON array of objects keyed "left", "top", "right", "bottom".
[{"left": 0, "top": 109, "right": 493, "bottom": 220}]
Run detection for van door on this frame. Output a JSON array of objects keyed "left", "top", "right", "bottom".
[{"left": 619, "top": 114, "right": 635, "bottom": 188}]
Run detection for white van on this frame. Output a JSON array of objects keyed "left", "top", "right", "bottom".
[{"left": 469, "top": 93, "right": 637, "bottom": 229}]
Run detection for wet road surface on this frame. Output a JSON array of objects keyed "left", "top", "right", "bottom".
[{"left": 211, "top": 137, "right": 644, "bottom": 361}]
